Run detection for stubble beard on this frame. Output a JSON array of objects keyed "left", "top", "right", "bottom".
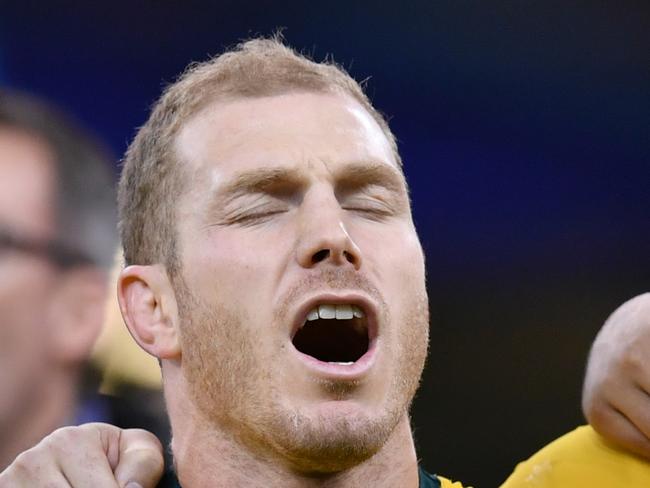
[{"left": 175, "top": 269, "right": 429, "bottom": 474}]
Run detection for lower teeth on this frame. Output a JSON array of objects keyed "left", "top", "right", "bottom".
[{"left": 329, "top": 361, "right": 354, "bottom": 365}]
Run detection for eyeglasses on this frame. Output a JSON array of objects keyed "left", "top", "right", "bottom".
[{"left": 0, "top": 226, "right": 94, "bottom": 268}]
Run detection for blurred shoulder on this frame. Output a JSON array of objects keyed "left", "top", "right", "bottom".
[{"left": 501, "top": 425, "right": 650, "bottom": 487}]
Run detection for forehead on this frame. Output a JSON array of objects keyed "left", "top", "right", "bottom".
[
  {"left": 174, "top": 91, "right": 399, "bottom": 183},
  {"left": 0, "top": 128, "right": 56, "bottom": 236}
]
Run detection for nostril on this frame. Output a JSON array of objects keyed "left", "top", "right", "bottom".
[
  {"left": 312, "top": 249, "right": 330, "bottom": 264},
  {"left": 343, "top": 251, "right": 356, "bottom": 264}
]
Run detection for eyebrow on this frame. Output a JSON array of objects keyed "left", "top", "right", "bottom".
[
  {"left": 334, "top": 161, "right": 407, "bottom": 195},
  {"left": 219, "top": 167, "right": 305, "bottom": 199},
  {"left": 213, "top": 160, "right": 406, "bottom": 209}
]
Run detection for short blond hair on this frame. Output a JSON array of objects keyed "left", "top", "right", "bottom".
[{"left": 118, "top": 37, "right": 400, "bottom": 272}]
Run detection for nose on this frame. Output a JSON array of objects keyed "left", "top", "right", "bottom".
[{"left": 296, "top": 195, "right": 362, "bottom": 270}]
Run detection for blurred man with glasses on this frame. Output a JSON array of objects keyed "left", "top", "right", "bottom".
[{"left": 0, "top": 90, "right": 116, "bottom": 469}]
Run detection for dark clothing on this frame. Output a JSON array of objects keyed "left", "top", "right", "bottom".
[
  {"left": 157, "top": 470, "right": 181, "bottom": 488},
  {"left": 157, "top": 466, "right": 441, "bottom": 487},
  {"left": 77, "top": 368, "right": 172, "bottom": 468},
  {"left": 78, "top": 366, "right": 171, "bottom": 450},
  {"left": 419, "top": 466, "right": 442, "bottom": 488}
]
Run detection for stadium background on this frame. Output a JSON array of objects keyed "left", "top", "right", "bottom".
[{"left": 1, "top": 1, "right": 648, "bottom": 485}]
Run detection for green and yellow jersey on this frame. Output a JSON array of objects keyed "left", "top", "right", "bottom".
[
  {"left": 439, "top": 476, "right": 467, "bottom": 487},
  {"left": 501, "top": 425, "right": 650, "bottom": 487}
]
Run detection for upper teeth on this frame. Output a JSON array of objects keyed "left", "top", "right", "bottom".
[{"left": 306, "top": 304, "right": 365, "bottom": 322}]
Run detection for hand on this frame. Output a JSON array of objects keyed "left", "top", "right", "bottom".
[
  {"left": 582, "top": 293, "right": 650, "bottom": 459},
  {"left": 0, "top": 423, "right": 164, "bottom": 487}
]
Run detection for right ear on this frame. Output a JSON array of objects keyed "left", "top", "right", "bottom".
[{"left": 117, "top": 264, "right": 181, "bottom": 360}]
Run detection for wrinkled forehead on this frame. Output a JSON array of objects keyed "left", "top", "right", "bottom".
[{"left": 173, "top": 91, "right": 401, "bottom": 185}]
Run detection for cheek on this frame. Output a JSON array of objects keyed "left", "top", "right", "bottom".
[
  {"left": 366, "top": 224, "right": 426, "bottom": 293},
  {"left": 374, "top": 229, "right": 428, "bottom": 338},
  {"left": 182, "top": 229, "right": 291, "bottom": 312},
  {"left": 397, "top": 227, "right": 425, "bottom": 279}
]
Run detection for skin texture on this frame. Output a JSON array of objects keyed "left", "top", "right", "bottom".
[
  {"left": 582, "top": 293, "right": 650, "bottom": 459},
  {"left": 119, "top": 91, "right": 429, "bottom": 487},
  {"left": 0, "top": 128, "right": 107, "bottom": 470}
]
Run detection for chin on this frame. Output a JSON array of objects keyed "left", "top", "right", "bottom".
[{"left": 264, "top": 401, "right": 402, "bottom": 474}]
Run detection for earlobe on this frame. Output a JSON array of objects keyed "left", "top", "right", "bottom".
[{"left": 118, "top": 265, "right": 181, "bottom": 360}]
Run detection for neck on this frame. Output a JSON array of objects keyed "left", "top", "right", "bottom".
[
  {"left": 176, "top": 416, "right": 418, "bottom": 488},
  {"left": 0, "top": 369, "right": 77, "bottom": 470},
  {"left": 166, "top": 373, "right": 419, "bottom": 488}
]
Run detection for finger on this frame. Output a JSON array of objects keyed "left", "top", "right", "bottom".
[
  {"left": 591, "top": 401, "right": 650, "bottom": 459},
  {"left": 611, "top": 384, "right": 650, "bottom": 444},
  {"left": 0, "top": 471, "right": 71, "bottom": 488},
  {"left": 0, "top": 448, "right": 72, "bottom": 488},
  {"left": 113, "top": 429, "right": 164, "bottom": 488},
  {"left": 49, "top": 426, "right": 120, "bottom": 488}
]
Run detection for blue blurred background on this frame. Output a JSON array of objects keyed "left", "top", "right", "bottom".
[{"left": 2, "top": 1, "right": 648, "bottom": 485}]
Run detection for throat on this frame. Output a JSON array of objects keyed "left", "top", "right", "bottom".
[{"left": 175, "top": 413, "right": 419, "bottom": 488}]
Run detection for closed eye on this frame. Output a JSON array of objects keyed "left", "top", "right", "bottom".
[
  {"left": 209, "top": 193, "right": 291, "bottom": 227},
  {"left": 342, "top": 201, "right": 395, "bottom": 220},
  {"left": 342, "top": 187, "right": 398, "bottom": 216},
  {"left": 227, "top": 207, "right": 288, "bottom": 226}
]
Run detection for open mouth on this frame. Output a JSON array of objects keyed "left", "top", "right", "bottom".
[{"left": 292, "top": 304, "right": 369, "bottom": 364}]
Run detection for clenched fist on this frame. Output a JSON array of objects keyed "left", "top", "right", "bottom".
[
  {"left": 583, "top": 293, "right": 650, "bottom": 459},
  {"left": 0, "top": 423, "right": 164, "bottom": 487}
]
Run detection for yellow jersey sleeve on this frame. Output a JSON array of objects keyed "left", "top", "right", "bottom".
[{"left": 500, "top": 425, "right": 650, "bottom": 487}]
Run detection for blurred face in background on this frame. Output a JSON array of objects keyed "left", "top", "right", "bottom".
[{"left": 0, "top": 127, "right": 61, "bottom": 432}]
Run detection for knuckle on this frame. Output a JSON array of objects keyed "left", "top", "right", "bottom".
[
  {"left": 620, "top": 347, "right": 646, "bottom": 375},
  {"left": 129, "top": 428, "right": 163, "bottom": 446},
  {"left": 9, "top": 448, "right": 44, "bottom": 478},
  {"left": 42, "top": 425, "right": 88, "bottom": 456},
  {"left": 121, "top": 428, "right": 164, "bottom": 456},
  {"left": 129, "top": 447, "right": 164, "bottom": 467},
  {"left": 49, "top": 425, "right": 77, "bottom": 443},
  {"left": 13, "top": 448, "right": 38, "bottom": 469}
]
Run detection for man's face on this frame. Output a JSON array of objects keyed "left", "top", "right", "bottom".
[
  {"left": 173, "top": 92, "right": 429, "bottom": 472},
  {"left": 0, "top": 128, "right": 59, "bottom": 429}
]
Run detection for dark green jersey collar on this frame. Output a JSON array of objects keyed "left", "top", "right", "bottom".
[
  {"left": 419, "top": 466, "right": 442, "bottom": 488},
  {"left": 158, "top": 466, "right": 441, "bottom": 487}
]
